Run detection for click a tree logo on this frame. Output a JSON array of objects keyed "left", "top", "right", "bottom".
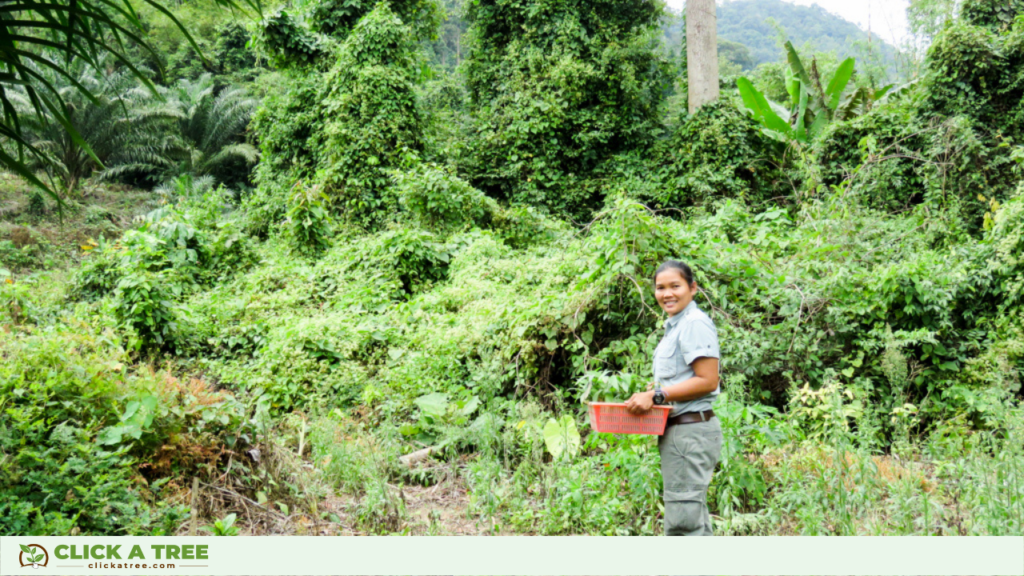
[{"left": 19, "top": 544, "right": 48, "bottom": 569}]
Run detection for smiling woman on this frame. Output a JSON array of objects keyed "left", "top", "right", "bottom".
[{"left": 625, "top": 259, "right": 723, "bottom": 536}]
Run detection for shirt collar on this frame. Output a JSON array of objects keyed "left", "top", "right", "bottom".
[{"left": 664, "top": 300, "right": 697, "bottom": 329}]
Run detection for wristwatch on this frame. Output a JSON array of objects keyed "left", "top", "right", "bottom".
[{"left": 652, "top": 388, "right": 667, "bottom": 405}]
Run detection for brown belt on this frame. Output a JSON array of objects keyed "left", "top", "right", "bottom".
[{"left": 666, "top": 409, "right": 715, "bottom": 427}]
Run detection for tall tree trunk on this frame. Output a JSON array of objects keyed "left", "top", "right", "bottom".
[{"left": 686, "top": 0, "right": 719, "bottom": 113}]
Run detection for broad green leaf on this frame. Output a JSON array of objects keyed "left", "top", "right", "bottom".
[
  {"left": 20, "top": 545, "right": 33, "bottom": 554},
  {"left": 97, "top": 425, "right": 125, "bottom": 445},
  {"left": 807, "top": 110, "right": 829, "bottom": 141},
  {"left": 785, "top": 41, "right": 813, "bottom": 95},
  {"left": 470, "top": 413, "right": 502, "bottom": 434},
  {"left": 542, "top": 416, "right": 580, "bottom": 460},
  {"left": 414, "top": 392, "right": 449, "bottom": 417},
  {"left": 736, "top": 76, "right": 762, "bottom": 120},
  {"left": 737, "top": 77, "right": 791, "bottom": 136},
  {"left": 825, "top": 58, "right": 855, "bottom": 110},
  {"left": 836, "top": 87, "right": 869, "bottom": 121},
  {"left": 794, "top": 82, "right": 809, "bottom": 143},
  {"left": 457, "top": 396, "right": 480, "bottom": 417},
  {"left": 784, "top": 68, "right": 800, "bottom": 106},
  {"left": 785, "top": 41, "right": 827, "bottom": 114},
  {"left": 121, "top": 400, "right": 141, "bottom": 421}
]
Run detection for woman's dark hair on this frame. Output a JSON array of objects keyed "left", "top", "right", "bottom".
[{"left": 654, "top": 260, "right": 695, "bottom": 285}]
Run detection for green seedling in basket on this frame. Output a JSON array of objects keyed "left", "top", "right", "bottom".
[{"left": 578, "top": 370, "right": 649, "bottom": 403}]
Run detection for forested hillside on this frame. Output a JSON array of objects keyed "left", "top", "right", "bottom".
[
  {"left": 716, "top": 0, "right": 897, "bottom": 65},
  {"left": 1, "top": 0, "right": 1023, "bottom": 538}
]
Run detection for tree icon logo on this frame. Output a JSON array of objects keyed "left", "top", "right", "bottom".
[{"left": 19, "top": 544, "right": 48, "bottom": 569}]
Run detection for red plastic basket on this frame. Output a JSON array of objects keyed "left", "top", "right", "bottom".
[{"left": 588, "top": 402, "right": 671, "bottom": 435}]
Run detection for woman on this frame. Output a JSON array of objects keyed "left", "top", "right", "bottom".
[{"left": 625, "top": 260, "right": 723, "bottom": 536}]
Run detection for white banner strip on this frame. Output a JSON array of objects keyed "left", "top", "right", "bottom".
[{"left": 2, "top": 536, "right": 1022, "bottom": 575}]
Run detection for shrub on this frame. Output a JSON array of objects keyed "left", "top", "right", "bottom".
[
  {"left": 961, "top": 0, "right": 1024, "bottom": 31},
  {"left": 314, "top": 5, "right": 425, "bottom": 225},
  {"left": 0, "top": 328, "right": 167, "bottom": 534},
  {"left": 252, "top": 9, "right": 326, "bottom": 69},
  {"left": 285, "top": 180, "right": 333, "bottom": 256},
  {"left": 651, "top": 101, "right": 784, "bottom": 208},
  {"left": 250, "top": 4, "right": 427, "bottom": 228},
  {"left": 113, "top": 268, "right": 182, "bottom": 351},
  {"left": 69, "top": 199, "right": 255, "bottom": 350},
  {"left": 462, "top": 0, "right": 669, "bottom": 218},
  {"left": 248, "top": 73, "right": 321, "bottom": 233},
  {"left": 923, "top": 16, "right": 1024, "bottom": 141},
  {"left": 490, "top": 204, "right": 563, "bottom": 249},
  {"left": 69, "top": 239, "right": 121, "bottom": 301},
  {"left": 393, "top": 163, "right": 496, "bottom": 233},
  {"left": 358, "top": 228, "right": 453, "bottom": 295},
  {"left": 925, "top": 22, "right": 1006, "bottom": 125},
  {"left": 814, "top": 104, "right": 927, "bottom": 212}
]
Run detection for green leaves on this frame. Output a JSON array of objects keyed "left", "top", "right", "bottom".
[
  {"left": 393, "top": 163, "right": 496, "bottom": 234},
  {"left": 414, "top": 392, "right": 449, "bottom": 417},
  {"left": 98, "top": 394, "right": 161, "bottom": 446},
  {"left": 825, "top": 58, "right": 856, "bottom": 111},
  {"left": 414, "top": 392, "right": 480, "bottom": 421},
  {"left": 737, "top": 77, "right": 792, "bottom": 137},
  {"left": 738, "top": 48, "right": 867, "bottom": 145},
  {"left": 201, "top": 513, "right": 240, "bottom": 536},
  {"left": 462, "top": 0, "right": 667, "bottom": 218},
  {"left": 285, "top": 180, "right": 333, "bottom": 257},
  {"left": 543, "top": 416, "right": 580, "bottom": 460}
]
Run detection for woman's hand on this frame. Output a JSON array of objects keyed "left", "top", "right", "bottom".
[{"left": 625, "top": 391, "right": 655, "bottom": 414}]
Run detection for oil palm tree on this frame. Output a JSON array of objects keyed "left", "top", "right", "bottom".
[
  {"left": 14, "top": 58, "right": 181, "bottom": 195},
  {"left": 0, "top": 0, "right": 262, "bottom": 206},
  {"left": 162, "top": 73, "right": 259, "bottom": 185}
]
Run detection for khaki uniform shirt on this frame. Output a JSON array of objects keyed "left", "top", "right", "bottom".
[{"left": 653, "top": 299, "right": 720, "bottom": 416}]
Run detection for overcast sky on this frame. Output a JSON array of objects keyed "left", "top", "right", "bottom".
[{"left": 664, "top": 0, "right": 913, "bottom": 45}]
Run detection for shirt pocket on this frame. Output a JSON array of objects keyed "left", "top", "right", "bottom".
[{"left": 653, "top": 344, "right": 680, "bottom": 380}]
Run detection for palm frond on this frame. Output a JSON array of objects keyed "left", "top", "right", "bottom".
[{"left": 0, "top": 0, "right": 264, "bottom": 206}]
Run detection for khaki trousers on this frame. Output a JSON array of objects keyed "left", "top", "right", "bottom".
[{"left": 657, "top": 416, "right": 723, "bottom": 536}]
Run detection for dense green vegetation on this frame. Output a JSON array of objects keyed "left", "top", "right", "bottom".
[{"left": 1, "top": 0, "right": 1023, "bottom": 537}]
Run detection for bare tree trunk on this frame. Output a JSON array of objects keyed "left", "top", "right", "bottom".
[{"left": 686, "top": 0, "right": 719, "bottom": 114}]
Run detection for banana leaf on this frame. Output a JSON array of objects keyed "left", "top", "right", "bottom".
[
  {"left": 737, "top": 77, "right": 792, "bottom": 137},
  {"left": 825, "top": 57, "right": 855, "bottom": 110}
]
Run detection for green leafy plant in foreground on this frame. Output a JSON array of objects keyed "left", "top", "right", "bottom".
[
  {"left": 542, "top": 416, "right": 581, "bottom": 460},
  {"left": 737, "top": 42, "right": 890, "bottom": 144},
  {"left": 285, "top": 180, "right": 333, "bottom": 256},
  {"left": 201, "top": 513, "right": 240, "bottom": 535}
]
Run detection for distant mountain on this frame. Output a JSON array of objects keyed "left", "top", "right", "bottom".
[{"left": 717, "top": 0, "right": 896, "bottom": 65}]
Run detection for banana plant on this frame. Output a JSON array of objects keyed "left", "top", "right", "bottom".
[{"left": 736, "top": 42, "right": 891, "bottom": 145}]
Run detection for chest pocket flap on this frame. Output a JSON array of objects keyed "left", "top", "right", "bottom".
[{"left": 654, "top": 343, "right": 680, "bottom": 379}]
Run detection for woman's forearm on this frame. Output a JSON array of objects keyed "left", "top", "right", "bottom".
[{"left": 662, "top": 375, "right": 718, "bottom": 402}]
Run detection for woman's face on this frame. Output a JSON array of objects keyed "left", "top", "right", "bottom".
[{"left": 654, "top": 269, "right": 695, "bottom": 317}]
